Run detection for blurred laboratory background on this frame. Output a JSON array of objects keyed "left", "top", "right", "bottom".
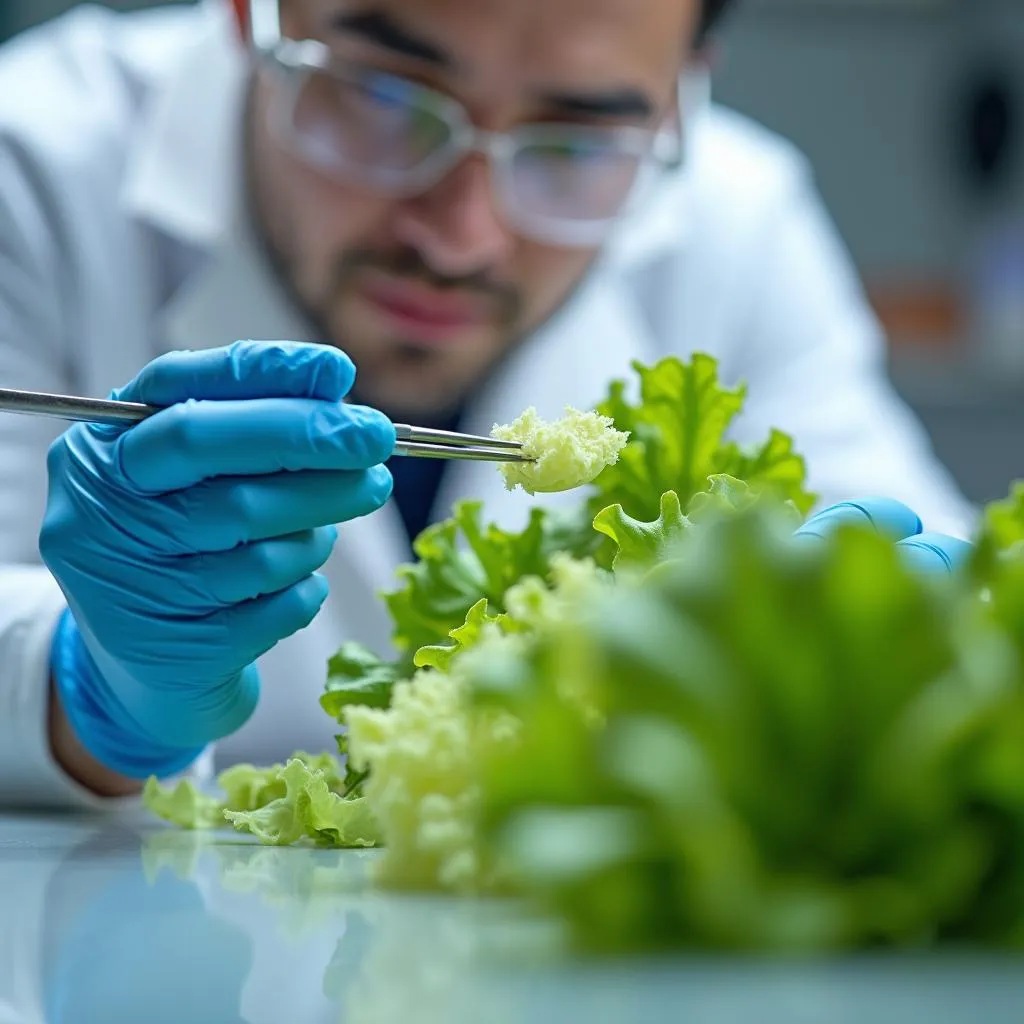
[{"left": 2, "top": 0, "right": 1022, "bottom": 503}]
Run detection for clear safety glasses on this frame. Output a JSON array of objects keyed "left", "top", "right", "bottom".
[{"left": 246, "top": 0, "right": 684, "bottom": 248}]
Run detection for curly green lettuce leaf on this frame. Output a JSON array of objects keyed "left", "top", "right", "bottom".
[
  {"left": 215, "top": 752, "right": 344, "bottom": 812},
  {"left": 145, "top": 753, "right": 375, "bottom": 849},
  {"left": 414, "top": 598, "right": 507, "bottom": 673},
  {"left": 383, "top": 500, "right": 598, "bottom": 658},
  {"left": 345, "top": 656, "right": 523, "bottom": 894},
  {"left": 593, "top": 354, "right": 814, "bottom": 520},
  {"left": 492, "top": 406, "right": 629, "bottom": 495},
  {"left": 372, "top": 355, "right": 811, "bottom": 674},
  {"left": 592, "top": 491, "right": 687, "bottom": 570},
  {"left": 985, "top": 482, "right": 1024, "bottom": 553},
  {"left": 346, "top": 559, "right": 613, "bottom": 895},
  {"left": 714, "top": 429, "right": 816, "bottom": 517},
  {"left": 591, "top": 477, "right": 799, "bottom": 572},
  {"left": 224, "top": 758, "right": 381, "bottom": 848},
  {"left": 143, "top": 777, "right": 226, "bottom": 830},
  {"left": 467, "top": 507, "right": 1024, "bottom": 954},
  {"left": 321, "top": 644, "right": 406, "bottom": 722}
]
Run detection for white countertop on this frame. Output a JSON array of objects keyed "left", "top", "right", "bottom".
[{"left": 2, "top": 812, "right": 1023, "bottom": 1024}]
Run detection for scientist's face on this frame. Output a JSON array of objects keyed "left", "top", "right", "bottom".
[{"left": 247, "top": 0, "right": 697, "bottom": 418}]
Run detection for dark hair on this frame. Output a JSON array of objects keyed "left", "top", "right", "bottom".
[{"left": 696, "top": 0, "right": 736, "bottom": 47}]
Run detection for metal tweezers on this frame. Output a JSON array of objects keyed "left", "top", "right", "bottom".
[{"left": 0, "top": 386, "right": 533, "bottom": 464}]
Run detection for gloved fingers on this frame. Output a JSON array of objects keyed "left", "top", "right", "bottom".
[
  {"left": 895, "top": 532, "right": 974, "bottom": 575},
  {"left": 159, "top": 466, "right": 393, "bottom": 553},
  {"left": 118, "top": 399, "right": 396, "bottom": 493},
  {"left": 112, "top": 340, "right": 357, "bottom": 407},
  {"left": 794, "top": 498, "right": 924, "bottom": 543},
  {"left": 184, "top": 527, "right": 338, "bottom": 608},
  {"left": 217, "top": 574, "right": 331, "bottom": 666},
  {"left": 126, "top": 663, "right": 262, "bottom": 750}
]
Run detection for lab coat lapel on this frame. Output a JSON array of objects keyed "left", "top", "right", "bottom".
[{"left": 432, "top": 265, "right": 660, "bottom": 531}]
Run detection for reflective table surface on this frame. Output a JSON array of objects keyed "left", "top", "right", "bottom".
[{"left": 1, "top": 812, "right": 1023, "bottom": 1024}]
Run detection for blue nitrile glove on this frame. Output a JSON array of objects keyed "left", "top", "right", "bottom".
[
  {"left": 794, "top": 497, "right": 974, "bottom": 574},
  {"left": 39, "top": 340, "right": 396, "bottom": 779}
]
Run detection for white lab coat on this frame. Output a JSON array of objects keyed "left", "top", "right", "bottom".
[{"left": 0, "top": 1, "right": 976, "bottom": 809}]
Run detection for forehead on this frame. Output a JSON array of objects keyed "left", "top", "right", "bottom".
[{"left": 308, "top": 0, "right": 696, "bottom": 94}]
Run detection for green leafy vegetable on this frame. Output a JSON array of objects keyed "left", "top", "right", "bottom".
[
  {"left": 413, "top": 598, "right": 507, "bottom": 673},
  {"left": 345, "top": 659, "right": 522, "bottom": 894},
  {"left": 466, "top": 507, "right": 1024, "bottom": 953},
  {"left": 144, "top": 753, "right": 379, "bottom": 849},
  {"left": 592, "top": 354, "right": 815, "bottom": 521},
  {"left": 224, "top": 758, "right": 381, "bottom": 848},
  {"left": 321, "top": 644, "right": 406, "bottom": 721},
  {"left": 592, "top": 491, "right": 687, "bottom": 570},
  {"left": 491, "top": 405, "right": 630, "bottom": 495},
  {"left": 382, "top": 501, "right": 597, "bottom": 661},
  {"left": 357, "top": 353, "right": 814, "bottom": 701},
  {"left": 142, "top": 777, "right": 225, "bottom": 831},
  {"left": 984, "top": 481, "right": 1024, "bottom": 553},
  {"left": 142, "top": 347, "right": 1024, "bottom": 961}
]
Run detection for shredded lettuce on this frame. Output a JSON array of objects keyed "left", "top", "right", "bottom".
[{"left": 491, "top": 406, "right": 629, "bottom": 495}]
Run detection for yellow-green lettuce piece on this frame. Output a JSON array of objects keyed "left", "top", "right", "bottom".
[
  {"left": 224, "top": 758, "right": 380, "bottom": 848},
  {"left": 142, "top": 777, "right": 226, "bottom": 830},
  {"left": 492, "top": 406, "right": 629, "bottom": 495}
]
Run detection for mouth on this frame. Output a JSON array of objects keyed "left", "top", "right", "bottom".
[{"left": 358, "top": 274, "right": 491, "bottom": 346}]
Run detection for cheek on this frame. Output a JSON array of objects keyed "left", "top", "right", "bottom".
[
  {"left": 519, "top": 245, "right": 595, "bottom": 321},
  {"left": 279, "top": 162, "right": 392, "bottom": 286}
]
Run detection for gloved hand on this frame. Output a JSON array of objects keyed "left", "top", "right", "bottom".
[
  {"left": 794, "top": 497, "right": 974, "bottom": 574},
  {"left": 40, "top": 340, "right": 396, "bottom": 779}
]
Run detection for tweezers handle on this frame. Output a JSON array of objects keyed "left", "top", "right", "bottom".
[
  {"left": 0, "top": 387, "right": 153, "bottom": 426},
  {"left": 0, "top": 387, "right": 530, "bottom": 463}
]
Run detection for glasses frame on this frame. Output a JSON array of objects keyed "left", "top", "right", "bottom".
[{"left": 245, "top": 0, "right": 687, "bottom": 247}]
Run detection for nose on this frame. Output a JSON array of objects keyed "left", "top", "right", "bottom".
[{"left": 390, "top": 155, "right": 514, "bottom": 278}]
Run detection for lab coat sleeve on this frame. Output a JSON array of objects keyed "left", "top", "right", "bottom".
[
  {"left": 720, "top": 157, "right": 978, "bottom": 539},
  {"left": 0, "top": 145, "right": 212, "bottom": 809}
]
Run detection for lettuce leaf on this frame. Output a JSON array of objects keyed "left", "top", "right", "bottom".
[
  {"left": 383, "top": 500, "right": 597, "bottom": 659},
  {"left": 321, "top": 644, "right": 406, "bottom": 721},
  {"left": 593, "top": 354, "right": 814, "bottom": 519},
  {"left": 592, "top": 491, "right": 688, "bottom": 570},
  {"left": 380, "top": 354, "right": 812, "bottom": 669},
  {"left": 224, "top": 758, "right": 381, "bottom": 848},
  {"left": 984, "top": 481, "right": 1024, "bottom": 553},
  {"left": 144, "top": 753, "right": 378, "bottom": 849},
  {"left": 468, "top": 506, "right": 1024, "bottom": 953},
  {"left": 142, "top": 777, "right": 225, "bottom": 831},
  {"left": 413, "top": 598, "right": 507, "bottom": 673}
]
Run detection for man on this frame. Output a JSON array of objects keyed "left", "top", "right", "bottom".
[{"left": 0, "top": 0, "right": 975, "bottom": 808}]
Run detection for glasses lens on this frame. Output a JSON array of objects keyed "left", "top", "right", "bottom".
[
  {"left": 509, "top": 133, "right": 643, "bottom": 223},
  {"left": 289, "top": 68, "right": 453, "bottom": 181}
]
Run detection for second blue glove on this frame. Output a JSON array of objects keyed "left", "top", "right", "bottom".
[{"left": 794, "top": 497, "right": 974, "bottom": 575}]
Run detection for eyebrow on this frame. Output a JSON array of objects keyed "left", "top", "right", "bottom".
[
  {"left": 330, "top": 10, "right": 453, "bottom": 68},
  {"left": 329, "top": 10, "right": 657, "bottom": 123},
  {"left": 538, "top": 90, "right": 655, "bottom": 122}
]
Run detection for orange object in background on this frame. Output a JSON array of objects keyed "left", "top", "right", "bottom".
[{"left": 867, "top": 282, "right": 966, "bottom": 352}]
